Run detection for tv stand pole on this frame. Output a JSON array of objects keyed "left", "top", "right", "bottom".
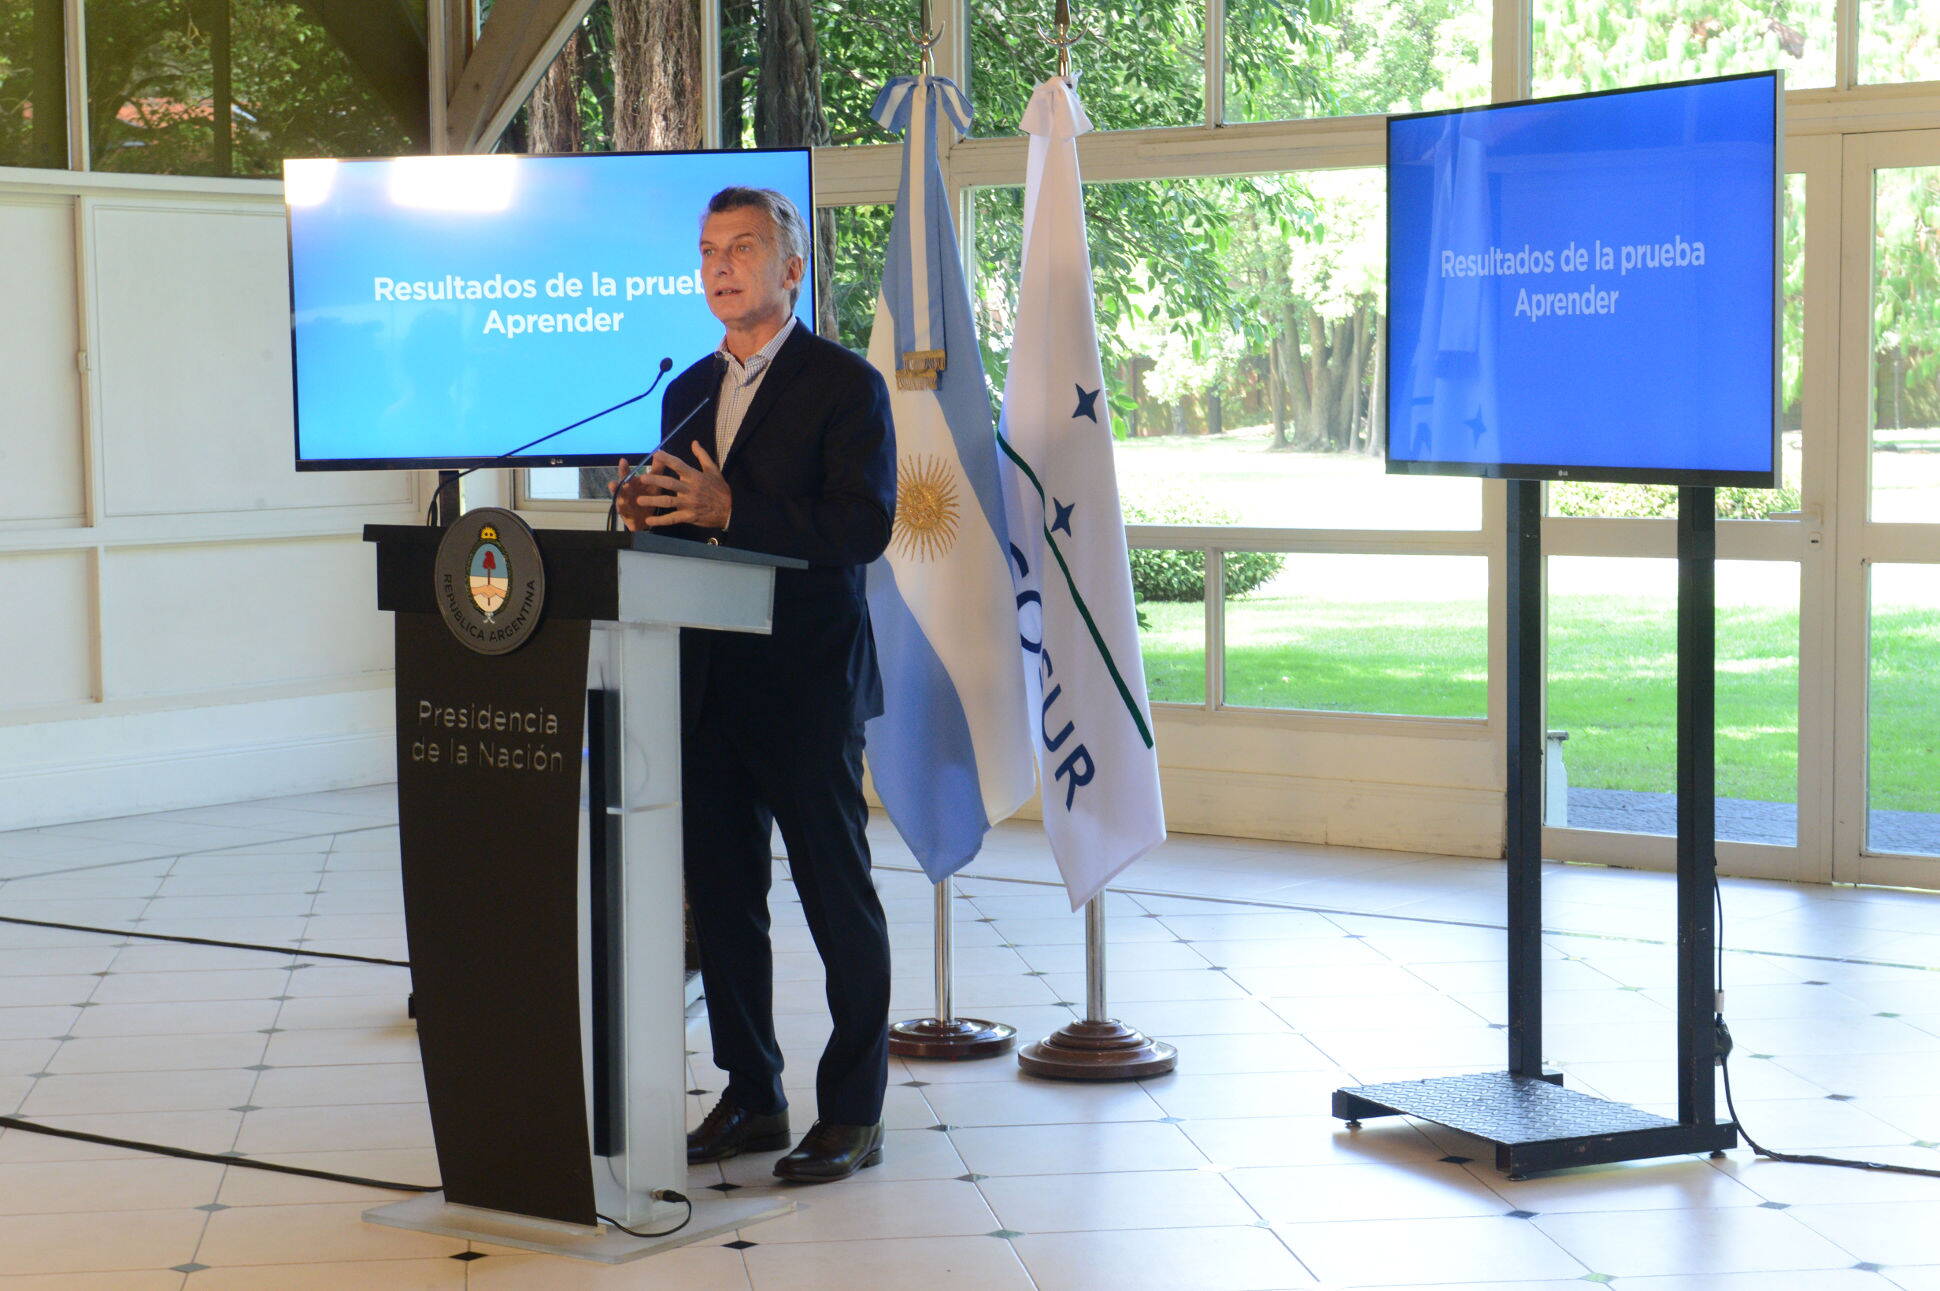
[{"left": 1332, "top": 479, "right": 1737, "bottom": 1176}]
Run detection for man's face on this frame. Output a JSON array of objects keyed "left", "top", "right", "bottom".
[{"left": 699, "top": 205, "right": 803, "bottom": 331}]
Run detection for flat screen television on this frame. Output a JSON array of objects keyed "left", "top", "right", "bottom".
[
  {"left": 1384, "top": 71, "right": 1780, "bottom": 487},
  {"left": 285, "top": 147, "right": 815, "bottom": 471}
]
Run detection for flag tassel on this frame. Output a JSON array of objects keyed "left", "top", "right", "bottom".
[{"left": 896, "top": 349, "right": 948, "bottom": 390}]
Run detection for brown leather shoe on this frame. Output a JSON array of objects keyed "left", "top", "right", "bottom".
[
  {"left": 687, "top": 1097, "right": 790, "bottom": 1164},
  {"left": 772, "top": 1119, "right": 885, "bottom": 1183}
]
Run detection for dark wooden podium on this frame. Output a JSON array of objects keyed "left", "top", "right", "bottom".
[{"left": 359, "top": 522, "right": 802, "bottom": 1262}]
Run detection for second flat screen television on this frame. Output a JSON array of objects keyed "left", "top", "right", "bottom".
[
  {"left": 1385, "top": 72, "right": 1780, "bottom": 487},
  {"left": 287, "top": 147, "right": 815, "bottom": 471}
]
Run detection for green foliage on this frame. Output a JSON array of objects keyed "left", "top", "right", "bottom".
[
  {"left": 968, "top": 0, "right": 1216, "bottom": 137},
  {"left": 1548, "top": 480, "right": 1804, "bottom": 518},
  {"left": 1531, "top": 0, "right": 1837, "bottom": 94},
  {"left": 0, "top": 1, "right": 67, "bottom": 168},
  {"left": 1872, "top": 166, "right": 1940, "bottom": 429},
  {"left": 831, "top": 202, "right": 894, "bottom": 352},
  {"left": 1122, "top": 497, "right": 1287, "bottom": 601},
  {"left": 73, "top": 0, "right": 414, "bottom": 178}
]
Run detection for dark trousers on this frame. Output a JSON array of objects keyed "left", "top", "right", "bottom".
[{"left": 681, "top": 709, "right": 891, "bottom": 1126}]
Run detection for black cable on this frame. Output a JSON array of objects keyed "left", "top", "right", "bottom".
[
  {"left": 0, "top": 913, "right": 407, "bottom": 968},
  {"left": 1711, "top": 877, "right": 1940, "bottom": 1179},
  {"left": 0, "top": 1115, "right": 438, "bottom": 1191},
  {"left": 599, "top": 1194, "right": 693, "bottom": 1239}
]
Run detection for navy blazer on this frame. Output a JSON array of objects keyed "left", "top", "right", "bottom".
[{"left": 651, "top": 323, "right": 896, "bottom": 734}]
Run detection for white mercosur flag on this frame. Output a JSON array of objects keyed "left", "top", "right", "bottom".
[
  {"left": 998, "top": 77, "right": 1166, "bottom": 910},
  {"left": 863, "top": 74, "right": 1037, "bottom": 882}
]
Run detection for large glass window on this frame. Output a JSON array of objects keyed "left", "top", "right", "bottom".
[
  {"left": 1869, "top": 165, "right": 1940, "bottom": 524},
  {"left": 720, "top": 0, "right": 920, "bottom": 149},
  {"left": 1224, "top": 0, "right": 1490, "bottom": 124},
  {"left": 969, "top": 0, "right": 1203, "bottom": 136},
  {"left": 1860, "top": 0, "right": 1940, "bottom": 85},
  {"left": 1548, "top": 557, "right": 1800, "bottom": 844},
  {"left": 1130, "top": 551, "right": 1207, "bottom": 704},
  {"left": 0, "top": 2, "right": 66, "bottom": 169},
  {"left": 1868, "top": 564, "right": 1940, "bottom": 856},
  {"left": 1532, "top": 0, "right": 1835, "bottom": 95},
  {"left": 975, "top": 170, "right": 1482, "bottom": 531},
  {"left": 1222, "top": 553, "right": 1487, "bottom": 715},
  {"left": 84, "top": 0, "right": 422, "bottom": 178}
]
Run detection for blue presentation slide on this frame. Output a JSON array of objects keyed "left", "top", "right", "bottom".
[
  {"left": 1385, "top": 74, "right": 1777, "bottom": 483},
  {"left": 287, "top": 149, "right": 814, "bottom": 468}
]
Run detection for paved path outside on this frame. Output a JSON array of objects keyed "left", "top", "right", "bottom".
[{"left": 1569, "top": 785, "right": 1940, "bottom": 854}]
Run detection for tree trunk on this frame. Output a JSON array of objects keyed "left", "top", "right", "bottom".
[
  {"left": 719, "top": 0, "right": 753, "bottom": 147},
  {"left": 195, "top": 0, "right": 232, "bottom": 175},
  {"left": 755, "top": 0, "right": 835, "bottom": 336},
  {"left": 1267, "top": 343, "right": 1289, "bottom": 448},
  {"left": 1343, "top": 308, "right": 1374, "bottom": 455},
  {"left": 1363, "top": 311, "right": 1384, "bottom": 457},
  {"left": 527, "top": 27, "right": 583, "bottom": 154},
  {"left": 1305, "top": 307, "right": 1336, "bottom": 449},
  {"left": 1207, "top": 390, "right": 1223, "bottom": 438},
  {"left": 1282, "top": 307, "right": 1318, "bottom": 448},
  {"left": 612, "top": 0, "right": 703, "bottom": 151},
  {"left": 26, "top": 0, "right": 67, "bottom": 168},
  {"left": 1328, "top": 314, "right": 1360, "bottom": 450}
]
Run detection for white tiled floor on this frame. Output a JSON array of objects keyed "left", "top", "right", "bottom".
[{"left": 0, "top": 789, "right": 1939, "bottom": 1287}]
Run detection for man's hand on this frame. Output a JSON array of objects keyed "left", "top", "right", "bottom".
[
  {"left": 608, "top": 457, "right": 674, "bottom": 533},
  {"left": 638, "top": 444, "right": 732, "bottom": 531}
]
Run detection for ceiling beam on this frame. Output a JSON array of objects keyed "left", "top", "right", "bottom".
[{"left": 444, "top": 0, "right": 599, "bottom": 153}]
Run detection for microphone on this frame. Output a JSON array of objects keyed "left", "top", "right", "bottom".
[
  {"left": 424, "top": 357, "right": 675, "bottom": 526},
  {"left": 604, "top": 384, "right": 721, "bottom": 533}
]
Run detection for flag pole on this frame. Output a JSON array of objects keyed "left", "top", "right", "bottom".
[
  {"left": 1019, "top": 891, "right": 1174, "bottom": 1079},
  {"left": 889, "top": 876, "right": 1016, "bottom": 1059}
]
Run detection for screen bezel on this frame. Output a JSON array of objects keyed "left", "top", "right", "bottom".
[
  {"left": 287, "top": 145, "right": 817, "bottom": 473},
  {"left": 1381, "top": 70, "right": 1783, "bottom": 489}
]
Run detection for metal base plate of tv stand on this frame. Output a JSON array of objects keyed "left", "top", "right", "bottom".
[{"left": 1334, "top": 1071, "right": 1737, "bottom": 1179}]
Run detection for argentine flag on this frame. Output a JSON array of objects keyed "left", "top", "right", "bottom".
[
  {"left": 998, "top": 78, "right": 1166, "bottom": 909},
  {"left": 863, "top": 74, "right": 1036, "bottom": 881}
]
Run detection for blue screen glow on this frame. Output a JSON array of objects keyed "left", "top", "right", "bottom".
[
  {"left": 286, "top": 149, "right": 815, "bottom": 469},
  {"left": 1385, "top": 74, "right": 1778, "bottom": 484}
]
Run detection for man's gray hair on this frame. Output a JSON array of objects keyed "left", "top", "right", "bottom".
[{"left": 704, "top": 186, "right": 810, "bottom": 306}]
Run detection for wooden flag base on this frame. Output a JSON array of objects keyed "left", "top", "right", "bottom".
[
  {"left": 1019, "top": 1019, "right": 1177, "bottom": 1081},
  {"left": 890, "top": 1016, "right": 1017, "bottom": 1060}
]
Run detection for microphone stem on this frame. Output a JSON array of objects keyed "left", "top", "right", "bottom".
[{"left": 426, "top": 361, "right": 673, "bottom": 526}]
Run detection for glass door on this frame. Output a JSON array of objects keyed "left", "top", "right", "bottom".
[
  {"left": 1834, "top": 129, "right": 1940, "bottom": 888},
  {"left": 1541, "top": 139, "right": 1835, "bottom": 885}
]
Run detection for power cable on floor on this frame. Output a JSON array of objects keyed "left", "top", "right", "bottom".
[
  {"left": 0, "top": 1115, "right": 439, "bottom": 1191},
  {"left": 1712, "top": 878, "right": 1940, "bottom": 1179},
  {"left": 0, "top": 913, "right": 408, "bottom": 968},
  {"left": 599, "top": 1195, "right": 694, "bottom": 1239}
]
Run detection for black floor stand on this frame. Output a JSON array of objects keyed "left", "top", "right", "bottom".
[{"left": 1332, "top": 482, "right": 1739, "bottom": 1177}]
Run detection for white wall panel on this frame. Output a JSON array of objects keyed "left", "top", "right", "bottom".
[
  {"left": 0, "top": 688, "right": 394, "bottom": 831},
  {"left": 88, "top": 203, "right": 412, "bottom": 517},
  {"left": 0, "top": 198, "right": 85, "bottom": 524},
  {"left": 101, "top": 537, "right": 388, "bottom": 698},
  {"left": 0, "top": 551, "right": 93, "bottom": 709}
]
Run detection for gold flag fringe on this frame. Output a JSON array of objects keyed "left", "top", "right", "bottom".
[{"left": 897, "top": 348, "right": 946, "bottom": 390}]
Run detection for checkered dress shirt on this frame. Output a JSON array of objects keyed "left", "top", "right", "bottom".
[{"left": 713, "top": 316, "right": 797, "bottom": 466}]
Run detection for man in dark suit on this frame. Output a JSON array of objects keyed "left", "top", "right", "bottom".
[{"left": 612, "top": 187, "right": 896, "bottom": 1184}]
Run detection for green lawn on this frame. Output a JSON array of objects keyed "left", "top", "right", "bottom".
[{"left": 1138, "top": 593, "right": 1940, "bottom": 812}]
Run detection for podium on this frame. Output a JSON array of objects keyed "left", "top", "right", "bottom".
[{"left": 358, "top": 519, "right": 804, "bottom": 1262}]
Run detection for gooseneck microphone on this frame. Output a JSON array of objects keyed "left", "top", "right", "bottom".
[{"left": 423, "top": 357, "right": 676, "bottom": 526}]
